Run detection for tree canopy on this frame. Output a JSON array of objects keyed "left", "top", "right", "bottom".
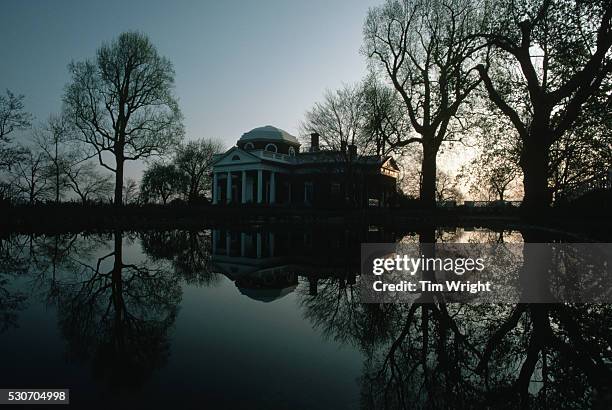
[{"left": 63, "top": 31, "right": 184, "bottom": 206}]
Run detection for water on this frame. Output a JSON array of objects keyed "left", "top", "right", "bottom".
[{"left": 0, "top": 226, "right": 610, "bottom": 409}]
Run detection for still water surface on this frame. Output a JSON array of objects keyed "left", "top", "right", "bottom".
[{"left": 0, "top": 226, "right": 610, "bottom": 409}]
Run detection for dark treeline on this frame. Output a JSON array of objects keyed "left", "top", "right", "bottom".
[{"left": 2, "top": 1, "right": 612, "bottom": 212}]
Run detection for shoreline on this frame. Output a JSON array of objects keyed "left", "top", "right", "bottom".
[{"left": 1, "top": 204, "right": 610, "bottom": 240}]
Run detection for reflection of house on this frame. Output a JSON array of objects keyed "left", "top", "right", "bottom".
[
  {"left": 210, "top": 227, "right": 402, "bottom": 302},
  {"left": 211, "top": 125, "right": 400, "bottom": 207},
  {"left": 211, "top": 230, "right": 298, "bottom": 303}
]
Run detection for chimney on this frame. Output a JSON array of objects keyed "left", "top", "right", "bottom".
[
  {"left": 348, "top": 144, "right": 357, "bottom": 158},
  {"left": 310, "top": 132, "right": 319, "bottom": 152}
]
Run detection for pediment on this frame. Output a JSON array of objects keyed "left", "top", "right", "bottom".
[
  {"left": 212, "top": 147, "right": 263, "bottom": 167},
  {"left": 382, "top": 157, "right": 400, "bottom": 172}
]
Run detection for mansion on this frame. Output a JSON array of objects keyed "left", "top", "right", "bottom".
[{"left": 211, "top": 125, "right": 399, "bottom": 208}]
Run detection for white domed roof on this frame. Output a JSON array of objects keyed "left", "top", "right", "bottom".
[{"left": 239, "top": 125, "right": 300, "bottom": 146}]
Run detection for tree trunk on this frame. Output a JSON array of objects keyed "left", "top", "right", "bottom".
[
  {"left": 114, "top": 155, "right": 124, "bottom": 206},
  {"left": 56, "top": 166, "right": 60, "bottom": 203},
  {"left": 54, "top": 141, "right": 60, "bottom": 203},
  {"left": 112, "top": 230, "right": 125, "bottom": 351},
  {"left": 189, "top": 180, "right": 197, "bottom": 203},
  {"left": 520, "top": 131, "right": 552, "bottom": 211},
  {"left": 420, "top": 142, "right": 437, "bottom": 209}
]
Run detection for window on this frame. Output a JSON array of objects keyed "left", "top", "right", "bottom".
[
  {"left": 288, "top": 146, "right": 296, "bottom": 156},
  {"left": 244, "top": 142, "right": 254, "bottom": 150},
  {"left": 232, "top": 155, "right": 240, "bottom": 161},
  {"left": 265, "top": 143, "right": 277, "bottom": 153}
]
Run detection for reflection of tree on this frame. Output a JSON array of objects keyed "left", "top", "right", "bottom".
[
  {"left": 300, "top": 226, "right": 612, "bottom": 408},
  {"left": 356, "top": 301, "right": 612, "bottom": 409},
  {"left": 299, "top": 276, "right": 397, "bottom": 352},
  {"left": 27, "top": 233, "right": 105, "bottom": 305},
  {"left": 0, "top": 235, "right": 29, "bottom": 333},
  {"left": 140, "top": 230, "right": 218, "bottom": 286},
  {"left": 56, "top": 230, "right": 181, "bottom": 390}
]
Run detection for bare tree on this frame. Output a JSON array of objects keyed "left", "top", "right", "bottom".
[
  {"left": 458, "top": 110, "right": 523, "bottom": 201},
  {"left": 64, "top": 161, "right": 113, "bottom": 204},
  {"left": 0, "top": 90, "right": 32, "bottom": 142},
  {"left": 301, "top": 84, "right": 376, "bottom": 206},
  {"left": 301, "top": 84, "right": 368, "bottom": 153},
  {"left": 34, "top": 114, "right": 81, "bottom": 203},
  {"left": 10, "top": 146, "right": 49, "bottom": 203},
  {"left": 435, "top": 170, "right": 463, "bottom": 202},
  {"left": 63, "top": 31, "right": 184, "bottom": 206},
  {"left": 461, "top": 151, "right": 521, "bottom": 201},
  {"left": 475, "top": 0, "right": 612, "bottom": 210},
  {"left": 123, "top": 178, "right": 139, "bottom": 205},
  {"left": 0, "top": 90, "right": 32, "bottom": 169},
  {"left": 364, "top": 0, "right": 485, "bottom": 207},
  {"left": 362, "top": 74, "right": 409, "bottom": 156},
  {"left": 174, "top": 139, "right": 223, "bottom": 203}
]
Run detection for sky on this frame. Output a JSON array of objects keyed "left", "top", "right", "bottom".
[{"left": 1, "top": 0, "right": 382, "bottom": 178}]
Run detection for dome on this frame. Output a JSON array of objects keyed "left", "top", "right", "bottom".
[
  {"left": 239, "top": 125, "right": 300, "bottom": 146},
  {"left": 237, "top": 285, "right": 297, "bottom": 303}
]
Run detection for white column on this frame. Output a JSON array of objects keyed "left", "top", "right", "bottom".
[
  {"left": 241, "top": 171, "right": 247, "bottom": 204},
  {"left": 226, "top": 171, "right": 232, "bottom": 203},
  {"left": 240, "top": 232, "right": 246, "bottom": 257},
  {"left": 256, "top": 232, "right": 262, "bottom": 258},
  {"left": 270, "top": 171, "right": 276, "bottom": 204},
  {"left": 269, "top": 232, "right": 275, "bottom": 257},
  {"left": 225, "top": 231, "right": 231, "bottom": 255},
  {"left": 212, "top": 172, "right": 218, "bottom": 204},
  {"left": 257, "top": 170, "right": 263, "bottom": 204}
]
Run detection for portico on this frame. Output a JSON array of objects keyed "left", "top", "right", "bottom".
[{"left": 212, "top": 167, "right": 282, "bottom": 205}]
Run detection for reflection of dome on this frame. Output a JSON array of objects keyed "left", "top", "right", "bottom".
[
  {"left": 239, "top": 125, "right": 300, "bottom": 146},
  {"left": 237, "top": 285, "right": 297, "bottom": 303}
]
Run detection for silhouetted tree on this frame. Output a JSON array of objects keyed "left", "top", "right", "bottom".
[
  {"left": 549, "top": 76, "right": 612, "bottom": 199},
  {"left": 435, "top": 170, "right": 463, "bottom": 202},
  {"left": 364, "top": 0, "right": 485, "bottom": 207},
  {"left": 34, "top": 114, "right": 79, "bottom": 202},
  {"left": 301, "top": 83, "right": 381, "bottom": 205},
  {"left": 174, "top": 139, "right": 223, "bottom": 203},
  {"left": 9, "top": 146, "right": 50, "bottom": 203},
  {"left": 465, "top": 155, "right": 520, "bottom": 201},
  {"left": 63, "top": 31, "right": 184, "bottom": 206},
  {"left": 0, "top": 89, "right": 32, "bottom": 169},
  {"left": 362, "top": 74, "right": 408, "bottom": 156},
  {"left": 475, "top": 0, "right": 612, "bottom": 210},
  {"left": 122, "top": 178, "right": 139, "bottom": 204},
  {"left": 398, "top": 153, "right": 464, "bottom": 202},
  {"left": 301, "top": 83, "right": 368, "bottom": 153},
  {"left": 140, "top": 162, "right": 186, "bottom": 204},
  {"left": 459, "top": 122, "right": 522, "bottom": 201},
  {"left": 64, "top": 161, "right": 113, "bottom": 204}
]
